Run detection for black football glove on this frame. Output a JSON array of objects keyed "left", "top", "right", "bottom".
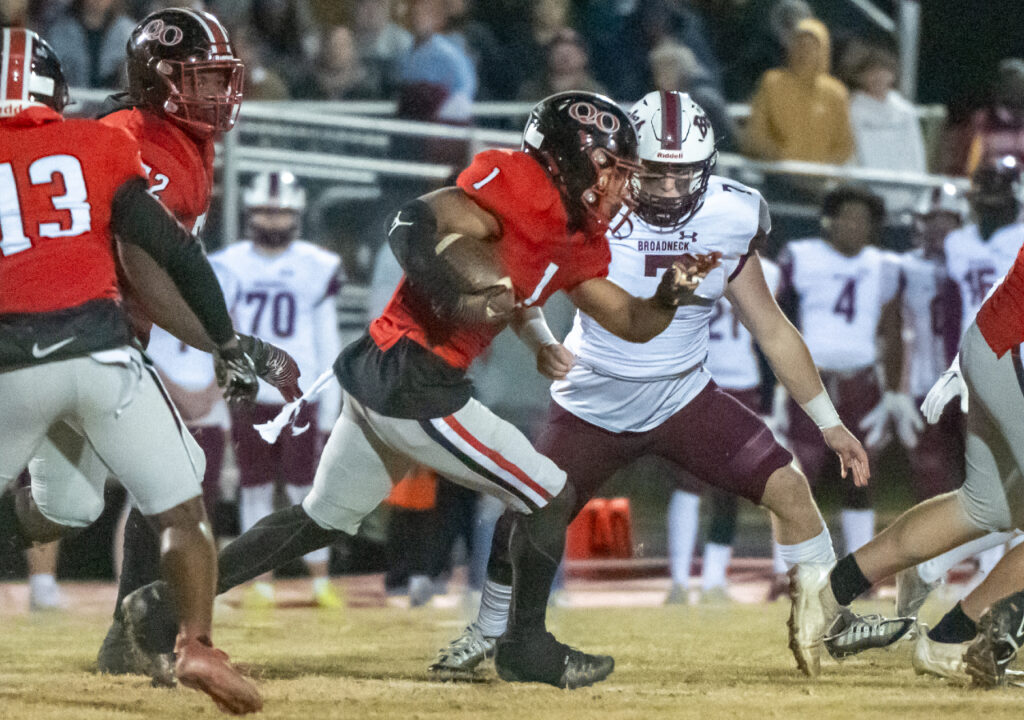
[
  {"left": 214, "top": 340, "right": 259, "bottom": 404},
  {"left": 237, "top": 334, "right": 302, "bottom": 402}
]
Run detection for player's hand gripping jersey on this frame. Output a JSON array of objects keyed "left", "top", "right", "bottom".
[
  {"left": 0, "top": 106, "right": 145, "bottom": 364},
  {"left": 554, "top": 176, "right": 769, "bottom": 431},
  {"left": 369, "top": 149, "right": 612, "bottom": 370},
  {"left": 780, "top": 239, "right": 901, "bottom": 372}
]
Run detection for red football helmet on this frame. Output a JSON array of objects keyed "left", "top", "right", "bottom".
[
  {"left": 0, "top": 28, "right": 69, "bottom": 116},
  {"left": 126, "top": 8, "right": 244, "bottom": 139}
]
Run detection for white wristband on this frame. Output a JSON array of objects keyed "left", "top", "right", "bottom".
[
  {"left": 801, "top": 391, "right": 841, "bottom": 430},
  {"left": 523, "top": 313, "right": 558, "bottom": 349}
]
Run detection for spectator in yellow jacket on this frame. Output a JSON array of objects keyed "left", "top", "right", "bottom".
[{"left": 743, "top": 18, "right": 854, "bottom": 165}]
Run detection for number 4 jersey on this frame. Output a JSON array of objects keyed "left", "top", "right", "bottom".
[{"left": 780, "top": 238, "right": 901, "bottom": 372}]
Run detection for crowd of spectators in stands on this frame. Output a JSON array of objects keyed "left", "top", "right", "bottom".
[{"left": 3, "top": 0, "right": 1022, "bottom": 185}]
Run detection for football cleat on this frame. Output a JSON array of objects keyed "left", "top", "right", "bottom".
[
  {"left": 495, "top": 632, "right": 614, "bottom": 689},
  {"left": 787, "top": 563, "right": 840, "bottom": 677},
  {"left": 121, "top": 582, "right": 179, "bottom": 687},
  {"left": 428, "top": 623, "right": 497, "bottom": 681},
  {"left": 895, "top": 567, "right": 939, "bottom": 619},
  {"left": 175, "top": 635, "right": 262, "bottom": 715},
  {"left": 96, "top": 618, "right": 131, "bottom": 675},
  {"left": 698, "top": 586, "right": 732, "bottom": 605},
  {"left": 912, "top": 628, "right": 970, "bottom": 681},
  {"left": 408, "top": 575, "right": 435, "bottom": 608},
  {"left": 824, "top": 610, "right": 915, "bottom": 660},
  {"left": 965, "top": 590, "right": 1024, "bottom": 688}
]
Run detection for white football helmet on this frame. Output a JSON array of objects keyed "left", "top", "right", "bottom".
[
  {"left": 244, "top": 171, "right": 306, "bottom": 248},
  {"left": 244, "top": 171, "right": 306, "bottom": 212},
  {"left": 628, "top": 91, "right": 717, "bottom": 229}
]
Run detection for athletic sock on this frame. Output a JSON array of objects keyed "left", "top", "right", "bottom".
[
  {"left": 667, "top": 490, "right": 700, "bottom": 587},
  {"left": 916, "top": 531, "right": 1015, "bottom": 584},
  {"left": 475, "top": 579, "right": 512, "bottom": 638},
  {"left": 927, "top": 602, "right": 977, "bottom": 643},
  {"left": 217, "top": 504, "right": 348, "bottom": 594},
  {"left": 238, "top": 484, "right": 275, "bottom": 534},
  {"left": 830, "top": 553, "right": 872, "bottom": 606},
  {"left": 772, "top": 540, "right": 789, "bottom": 574},
  {"left": 777, "top": 525, "right": 836, "bottom": 567},
  {"left": 113, "top": 507, "right": 162, "bottom": 622},
  {"left": 701, "top": 542, "right": 732, "bottom": 590},
  {"left": 840, "top": 508, "right": 875, "bottom": 554}
]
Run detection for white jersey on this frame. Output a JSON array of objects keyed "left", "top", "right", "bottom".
[
  {"left": 944, "top": 222, "right": 1024, "bottom": 338},
  {"left": 211, "top": 240, "right": 343, "bottom": 416},
  {"left": 899, "top": 249, "right": 948, "bottom": 398},
  {"left": 706, "top": 258, "right": 781, "bottom": 391},
  {"left": 554, "top": 176, "right": 769, "bottom": 432},
  {"left": 145, "top": 325, "right": 229, "bottom": 428},
  {"left": 782, "top": 239, "right": 901, "bottom": 372}
]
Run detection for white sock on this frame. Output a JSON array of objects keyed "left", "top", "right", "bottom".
[
  {"left": 701, "top": 542, "right": 732, "bottom": 589},
  {"left": 1009, "top": 531, "right": 1024, "bottom": 550},
  {"left": 916, "top": 531, "right": 1015, "bottom": 584},
  {"left": 778, "top": 526, "right": 836, "bottom": 568},
  {"left": 29, "top": 573, "right": 56, "bottom": 594},
  {"left": 475, "top": 579, "right": 511, "bottom": 638},
  {"left": 840, "top": 509, "right": 875, "bottom": 554},
  {"left": 667, "top": 490, "right": 700, "bottom": 587},
  {"left": 239, "top": 484, "right": 275, "bottom": 534},
  {"left": 772, "top": 540, "right": 788, "bottom": 574}
]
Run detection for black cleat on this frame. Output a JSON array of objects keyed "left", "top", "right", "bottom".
[
  {"left": 966, "top": 590, "right": 1024, "bottom": 688},
  {"left": 495, "top": 632, "right": 614, "bottom": 689},
  {"left": 96, "top": 618, "right": 131, "bottom": 675},
  {"left": 122, "top": 582, "right": 179, "bottom": 687}
]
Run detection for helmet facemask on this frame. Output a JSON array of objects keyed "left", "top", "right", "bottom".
[
  {"left": 630, "top": 154, "right": 715, "bottom": 230},
  {"left": 581, "top": 146, "right": 640, "bottom": 238},
  {"left": 152, "top": 56, "right": 244, "bottom": 139}
]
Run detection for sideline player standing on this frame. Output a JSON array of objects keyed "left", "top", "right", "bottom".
[
  {"left": 428, "top": 91, "right": 869, "bottom": 680},
  {"left": 210, "top": 170, "right": 343, "bottom": 608},
  {"left": 776, "top": 186, "right": 907, "bottom": 558},
  {"left": 0, "top": 28, "right": 260, "bottom": 714},
  {"left": 121, "top": 90, "right": 722, "bottom": 689}
]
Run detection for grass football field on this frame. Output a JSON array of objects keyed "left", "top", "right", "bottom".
[{"left": 1, "top": 579, "right": 1020, "bottom": 720}]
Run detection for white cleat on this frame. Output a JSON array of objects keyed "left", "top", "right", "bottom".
[
  {"left": 912, "top": 629, "right": 970, "bottom": 681},
  {"left": 787, "top": 563, "right": 840, "bottom": 678}
]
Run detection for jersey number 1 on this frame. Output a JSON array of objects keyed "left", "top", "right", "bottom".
[{"left": 0, "top": 155, "right": 91, "bottom": 257}]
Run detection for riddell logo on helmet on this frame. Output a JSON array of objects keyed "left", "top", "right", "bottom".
[{"left": 141, "top": 19, "right": 183, "bottom": 46}]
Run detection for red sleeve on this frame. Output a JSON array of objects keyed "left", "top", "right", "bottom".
[{"left": 457, "top": 150, "right": 565, "bottom": 229}]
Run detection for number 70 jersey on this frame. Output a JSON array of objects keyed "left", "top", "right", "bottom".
[
  {"left": 780, "top": 239, "right": 901, "bottom": 372},
  {"left": 210, "top": 239, "right": 342, "bottom": 402}
]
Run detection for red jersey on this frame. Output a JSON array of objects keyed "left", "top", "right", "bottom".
[
  {"left": 370, "top": 150, "right": 611, "bottom": 369},
  {"left": 100, "top": 107, "right": 215, "bottom": 341},
  {"left": 101, "top": 108, "right": 215, "bottom": 233},
  {"left": 0, "top": 106, "right": 144, "bottom": 314},
  {"left": 976, "top": 242, "right": 1024, "bottom": 356}
]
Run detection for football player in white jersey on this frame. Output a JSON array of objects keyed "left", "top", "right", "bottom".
[
  {"left": 209, "top": 171, "right": 344, "bottom": 608},
  {"left": 429, "top": 91, "right": 869, "bottom": 680},
  {"left": 776, "top": 185, "right": 909, "bottom": 561},
  {"left": 666, "top": 255, "right": 783, "bottom": 604}
]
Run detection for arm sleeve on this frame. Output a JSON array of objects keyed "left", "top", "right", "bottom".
[{"left": 111, "top": 178, "right": 235, "bottom": 346}]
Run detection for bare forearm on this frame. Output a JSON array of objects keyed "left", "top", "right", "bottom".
[{"left": 759, "top": 318, "right": 825, "bottom": 405}]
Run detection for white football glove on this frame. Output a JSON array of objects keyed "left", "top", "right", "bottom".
[
  {"left": 920, "top": 356, "right": 968, "bottom": 424},
  {"left": 887, "top": 392, "right": 925, "bottom": 449},
  {"left": 858, "top": 394, "right": 892, "bottom": 451}
]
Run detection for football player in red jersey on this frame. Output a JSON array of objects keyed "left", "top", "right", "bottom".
[
  {"left": 88, "top": 7, "right": 255, "bottom": 676},
  {"left": 0, "top": 28, "right": 261, "bottom": 714},
  {"left": 120, "top": 91, "right": 718, "bottom": 689}
]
